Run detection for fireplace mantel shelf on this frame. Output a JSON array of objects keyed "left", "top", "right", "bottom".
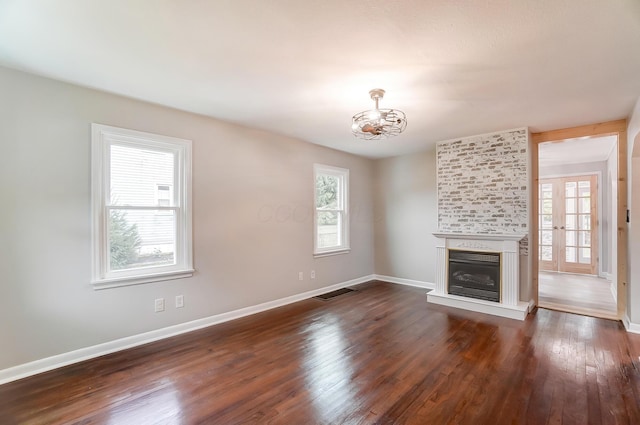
[{"left": 432, "top": 232, "right": 527, "bottom": 242}]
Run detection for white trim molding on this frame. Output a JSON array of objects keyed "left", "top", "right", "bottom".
[
  {"left": 432, "top": 232, "right": 528, "bottom": 241},
  {"left": 623, "top": 314, "right": 640, "bottom": 334},
  {"left": 610, "top": 278, "right": 618, "bottom": 301},
  {"left": 428, "top": 293, "right": 532, "bottom": 321},
  {"left": 0, "top": 275, "right": 375, "bottom": 385},
  {"left": 374, "top": 274, "right": 435, "bottom": 290}
]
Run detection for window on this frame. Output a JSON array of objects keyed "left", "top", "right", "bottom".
[
  {"left": 91, "top": 124, "right": 193, "bottom": 288},
  {"left": 314, "top": 164, "right": 349, "bottom": 256}
]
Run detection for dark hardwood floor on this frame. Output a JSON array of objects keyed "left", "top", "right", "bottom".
[{"left": 2, "top": 281, "right": 640, "bottom": 424}]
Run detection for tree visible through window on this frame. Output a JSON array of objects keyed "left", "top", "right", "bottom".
[
  {"left": 314, "top": 164, "right": 349, "bottom": 255},
  {"left": 109, "top": 209, "right": 142, "bottom": 270}
]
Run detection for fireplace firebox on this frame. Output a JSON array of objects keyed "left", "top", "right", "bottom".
[{"left": 448, "top": 250, "right": 500, "bottom": 302}]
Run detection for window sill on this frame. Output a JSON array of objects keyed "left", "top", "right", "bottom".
[
  {"left": 314, "top": 249, "right": 350, "bottom": 258},
  {"left": 91, "top": 269, "right": 195, "bottom": 290}
]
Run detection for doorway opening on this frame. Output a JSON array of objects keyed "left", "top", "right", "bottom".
[{"left": 536, "top": 136, "right": 618, "bottom": 319}]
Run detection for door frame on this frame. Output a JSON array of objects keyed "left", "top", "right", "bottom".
[{"left": 531, "top": 119, "right": 628, "bottom": 320}]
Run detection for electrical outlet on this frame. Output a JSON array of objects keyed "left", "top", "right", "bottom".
[
  {"left": 298, "top": 272, "right": 303, "bottom": 281},
  {"left": 154, "top": 298, "right": 165, "bottom": 313},
  {"left": 310, "top": 270, "right": 315, "bottom": 279},
  {"left": 175, "top": 295, "right": 184, "bottom": 308}
]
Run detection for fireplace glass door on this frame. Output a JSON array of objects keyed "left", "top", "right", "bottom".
[{"left": 448, "top": 250, "right": 501, "bottom": 302}]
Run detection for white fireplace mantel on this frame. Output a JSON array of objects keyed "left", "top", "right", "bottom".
[
  {"left": 427, "top": 232, "right": 531, "bottom": 320},
  {"left": 432, "top": 232, "right": 527, "bottom": 242}
]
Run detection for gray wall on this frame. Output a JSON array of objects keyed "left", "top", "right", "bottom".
[
  {"left": 373, "top": 150, "right": 439, "bottom": 284},
  {"left": 0, "top": 66, "right": 375, "bottom": 370}
]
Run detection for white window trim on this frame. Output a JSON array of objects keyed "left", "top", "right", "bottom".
[
  {"left": 91, "top": 124, "right": 194, "bottom": 289},
  {"left": 314, "top": 164, "right": 350, "bottom": 257}
]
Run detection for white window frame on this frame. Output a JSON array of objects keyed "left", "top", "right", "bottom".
[
  {"left": 314, "top": 164, "right": 350, "bottom": 256},
  {"left": 91, "top": 124, "right": 193, "bottom": 289}
]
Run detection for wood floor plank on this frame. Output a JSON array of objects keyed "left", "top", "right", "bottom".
[
  {"left": 2, "top": 281, "right": 640, "bottom": 424},
  {"left": 539, "top": 271, "right": 617, "bottom": 319}
]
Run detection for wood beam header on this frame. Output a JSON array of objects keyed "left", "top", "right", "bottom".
[{"left": 531, "top": 119, "right": 627, "bottom": 144}]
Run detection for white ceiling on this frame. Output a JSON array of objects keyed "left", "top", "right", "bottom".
[
  {"left": 538, "top": 135, "right": 617, "bottom": 167},
  {"left": 1, "top": 0, "right": 639, "bottom": 158}
]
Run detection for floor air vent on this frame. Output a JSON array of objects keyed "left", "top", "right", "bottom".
[{"left": 313, "top": 288, "right": 355, "bottom": 300}]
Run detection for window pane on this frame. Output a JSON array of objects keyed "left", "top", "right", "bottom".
[
  {"left": 579, "top": 197, "right": 591, "bottom": 214},
  {"left": 565, "top": 215, "right": 576, "bottom": 230},
  {"left": 542, "top": 199, "right": 553, "bottom": 214},
  {"left": 565, "top": 247, "right": 577, "bottom": 262},
  {"left": 109, "top": 209, "right": 176, "bottom": 271},
  {"left": 317, "top": 211, "right": 340, "bottom": 248},
  {"left": 541, "top": 214, "right": 553, "bottom": 229},
  {"left": 579, "top": 231, "right": 591, "bottom": 247},
  {"left": 541, "top": 230, "right": 553, "bottom": 245},
  {"left": 541, "top": 246, "right": 552, "bottom": 261},
  {"left": 579, "top": 248, "right": 591, "bottom": 263},
  {"left": 566, "top": 198, "right": 576, "bottom": 214},
  {"left": 565, "top": 182, "right": 576, "bottom": 197},
  {"left": 565, "top": 231, "right": 576, "bottom": 247},
  {"left": 580, "top": 214, "right": 591, "bottom": 231},
  {"left": 578, "top": 181, "right": 590, "bottom": 196},
  {"left": 316, "top": 174, "right": 340, "bottom": 209},
  {"left": 110, "top": 145, "right": 175, "bottom": 206}
]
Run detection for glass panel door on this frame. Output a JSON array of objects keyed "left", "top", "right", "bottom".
[
  {"left": 538, "top": 175, "right": 597, "bottom": 275},
  {"left": 558, "top": 175, "right": 597, "bottom": 274}
]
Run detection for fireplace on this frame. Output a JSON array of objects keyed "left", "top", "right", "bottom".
[
  {"left": 427, "top": 232, "right": 530, "bottom": 320},
  {"left": 448, "top": 250, "right": 500, "bottom": 302}
]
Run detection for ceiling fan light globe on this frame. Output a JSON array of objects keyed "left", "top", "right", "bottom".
[{"left": 367, "top": 110, "right": 381, "bottom": 121}]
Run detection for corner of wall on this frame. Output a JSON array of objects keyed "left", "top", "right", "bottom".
[{"left": 626, "top": 96, "right": 640, "bottom": 323}]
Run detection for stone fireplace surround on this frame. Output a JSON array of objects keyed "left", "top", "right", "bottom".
[{"left": 427, "top": 232, "right": 531, "bottom": 320}]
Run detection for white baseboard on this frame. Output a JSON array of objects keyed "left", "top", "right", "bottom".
[
  {"left": 0, "top": 274, "right": 375, "bottom": 385},
  {"left": 623, "top": 314, "right": 640, "bottom": 334},
  {"left": 610, "top": 280, "right": 617, "bottom": 300},
  {"left": 374, "top": 274, "right": 436, "bottom": 290},
  {"left": 427, "top": 292, "right": 529, "bottom": 321}
]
